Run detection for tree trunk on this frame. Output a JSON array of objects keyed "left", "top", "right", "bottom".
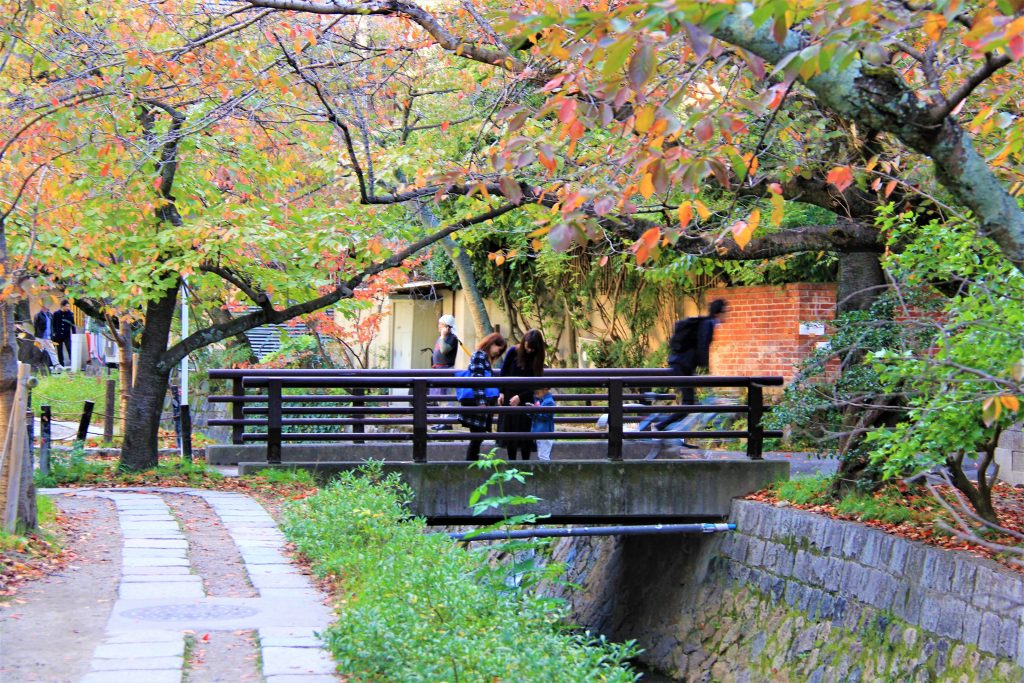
[
  {"left": 120, "top": 285, "right": 177, "bottom": 471},
  {"left": 836, "top": 251, "right": 885, "bottom": 314},
  {"left": 400, "top": 181, "right": 493, "bottom": 340},
  {"left": 439, "top": 236, "right": 492, "bottom": 340},
  {"left": 117, "top": 320, "right": 134, "bottom": 435},
  {"left": 831, "top": 251, "right": 894, "bottom": 495}
]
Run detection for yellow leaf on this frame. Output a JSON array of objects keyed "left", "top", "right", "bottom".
[
  {"left": 1001, "top": 395, "right": 1020, "bottom": 412},
  {"left": 748, "top": 208, "right": 760, "bottom": 233},
  {"left": 923, "top": 13, "right": 947, "bottom": 42},
  {"left": 639, "top": 173, "right": 655, "bottom": 199},
  {"left": 694, "top": 200, "right": 711, "bottom": 220},
  {"left": 495, "top": 253, "right": 505, "bottom": 266},
  {"left": 528, "top": 225, "right": 552, "bottom": 238},
  {"left": 731, "top": 219, "right": 754, "bottom": 250},
  {"left": 770, "top": 192, "right": 785, "bottom": 226},
  {"left": 634, "top": 106, "right": 655, "bottom": 134}
]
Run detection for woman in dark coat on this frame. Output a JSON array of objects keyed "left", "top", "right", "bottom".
[{"left": 497, "top": 329, "right": 546, "bottom": 460}]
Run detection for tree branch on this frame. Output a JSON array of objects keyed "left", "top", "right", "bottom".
[
  {"left": 158, "top": 201, "right": 523, "bottom": 370},
  {"left": 931, "top": 53, "right": 1012, "bottom": 122},
  {"left": 244, "top": 0, "right": 523, "bottom": 71},
  {"left": 709, "top": 13, "right": 1024, "bottom": 271},
  {"left": 199, "top": 264, "right": 273, "bottom": 314}
]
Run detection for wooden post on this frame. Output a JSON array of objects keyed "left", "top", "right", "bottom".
[
  {"left": 747, "top": 384, "right": 764, "bottom": 460},
  {"left": 77, "top": 400, "right": 95, "bottom": 444},
  {"left": 351, "top": 387, "right": 365, "bottom": 444},
  {"left": 103, "top": 378, "right": 115, "bottom": 444},
  {"left": 412, "top": 379, "right": 427, "bottom": 463},
  {"left": 267, "top": 379, "right": 282, "bottom": 465},
  {"left": 607, "top": 379, "right": 623, "bottom": 461},
  {"left": 231, "top": 377, "right": 244, "bottom": 445},
  {"left": 39, "top": 405, "right": 51, "bottom": 478},
  {"left": 2, "top": 364, "right": 32, "bottom": 531}
]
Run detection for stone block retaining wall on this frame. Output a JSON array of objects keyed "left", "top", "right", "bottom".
[{"left": 543, "top": 500, "right": 1024, "bottom": 681}]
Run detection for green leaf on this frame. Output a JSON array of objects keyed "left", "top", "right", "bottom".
[{"left": 602, "top": 37, "right": 635, "bottom": 77}]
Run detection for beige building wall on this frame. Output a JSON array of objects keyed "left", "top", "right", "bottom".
[{"left": 355, "top": 286, "right": 710, "bottom": 371}]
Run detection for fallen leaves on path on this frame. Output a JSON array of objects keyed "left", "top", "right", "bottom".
[{"left": 0, "top": 507, "right": 80, "bottom": 602}]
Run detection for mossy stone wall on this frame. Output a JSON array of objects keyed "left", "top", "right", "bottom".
[{"left": 541, "top": 500, "right": 1024, "bottom": 681}]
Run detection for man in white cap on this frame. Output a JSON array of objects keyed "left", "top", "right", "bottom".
[
  {"left": 430, "top": 314, "right": 460, "bottom": 429},
  {"left": 432, "top": 314, "right": 459, "bottom": 369}
]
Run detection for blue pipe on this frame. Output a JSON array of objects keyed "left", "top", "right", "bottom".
[{"left": 448, "top": 523, "right": 736, "bottom": 542}]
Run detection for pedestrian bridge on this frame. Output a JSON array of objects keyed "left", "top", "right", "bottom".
[
  {"left": 209, "top": 368, "right": 789, "bottom": 523},
  {"left": 241, "top": 459, "right": 788, "bottom": 524}
]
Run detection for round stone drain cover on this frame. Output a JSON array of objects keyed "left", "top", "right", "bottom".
[{"left": 121, "top": 604, "right": 258, "bottom": 621}]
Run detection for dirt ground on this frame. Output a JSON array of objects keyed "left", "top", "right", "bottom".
[{"left": 0, "top": 494, "right": 120, "bottom": 683}]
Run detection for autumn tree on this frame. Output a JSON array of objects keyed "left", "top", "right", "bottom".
[
  {"left": 225, "top": 1, "right": 1024, "bottom": 512},
  {"left": 0, "top": 0, "right": 520, "bottom": 469}
]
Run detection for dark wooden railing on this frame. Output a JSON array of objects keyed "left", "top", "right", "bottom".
[{"left": 207, "top": 368, "right": 783, "bottom": 464}]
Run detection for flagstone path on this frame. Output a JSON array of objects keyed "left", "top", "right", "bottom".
[{"left": 0, "top": 487, "right": 341, "bottom": 683}]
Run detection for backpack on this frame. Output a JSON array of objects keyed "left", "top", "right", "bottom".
[
  {"left": 454, "top": 369, "right": 500, "bottom": 402},
  {"left": 669, "top": 316, "right": 706, "bottom": 356}
]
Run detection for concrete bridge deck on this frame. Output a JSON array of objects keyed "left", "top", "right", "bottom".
[
  {"left": 208, "top": 441, "right": 663, "bottom": 465},
  {"left": 243, "top": 459, "right": 789, "bottom": 524}
]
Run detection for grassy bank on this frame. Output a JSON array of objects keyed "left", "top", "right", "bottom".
[
  {"left": 31, "top": 373, "right": 120, "bottom": 425},
  {"left": 282, "top": 463, "right": 639, "bottom": 682}
]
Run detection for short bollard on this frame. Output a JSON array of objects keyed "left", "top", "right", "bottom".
[
  {"left": 180, "top": 404, "right": 193, "bottom": 460},
  {"left": 77, "top": 400, "right": 95, "bottom": 445},
  {"left": 40, "top": 405, "right": 51, "bottom": 477},
  {"left": 26, "top": 410, "right": 34, "bottom": 460},
  {"left": 103, "top": 378, "right": 116, "bottom": 444}
]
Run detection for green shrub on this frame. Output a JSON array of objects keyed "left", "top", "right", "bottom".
[
  {"left": 282, "top": 462, "right": 639, "bottom": 682},
  {"left": 34, "top": 448, "right": 112, "bottom": 487},
  {"left": 772, "top": 474, "right": 831, "bottom": 506},
  {"left": 255, "top": 468, "right": 317, "bottom": 486},
  {"left": 35, "top": 452, "right": 220, "bottom": 487}
]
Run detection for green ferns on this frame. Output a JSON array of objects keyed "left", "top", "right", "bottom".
[{"left": 282, "top": 463, "right": 639, "bottom": 682}]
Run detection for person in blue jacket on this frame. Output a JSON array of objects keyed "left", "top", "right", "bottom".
[
  {"left": 530, "top": 386, "right": 556, "bottom": 461},
  {"left": 460, "top": 332, "right": 507, "bottom": 461}
]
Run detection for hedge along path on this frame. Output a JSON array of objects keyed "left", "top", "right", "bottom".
[{"left": 0, "top": 487, "right": 341, "bottom": 683}]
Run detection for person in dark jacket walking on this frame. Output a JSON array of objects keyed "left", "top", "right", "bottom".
[
  {"left": 497, "top": 328, "right": 546, "bottom": 460},
  {"left": 460, "top": 332, "right": 507, "bottom": 461},
  {"left": 32, "top": 303, "right": 58, "bottom": 368},
  {"left": 666, "top": 299, "right": 726, "bottom": 406},
  {"left": 52, "top": 299, "right": 76, "bottom": 368},
  {"left": 654, "top": 299, "right": 727, "bottom": 435}
]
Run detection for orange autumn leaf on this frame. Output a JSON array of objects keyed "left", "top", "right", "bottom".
[
  {"left": 638, "top": 173, "right": 655, "bottom": 199},
  {"left": 827, "top": 166, "right": 854, "bottom": 192},
  {"left": 678, "top": 202, "right": 694, "bottom": 228},
  {"left": 923, "top": 13, "right": 947, "bottom": 42}
]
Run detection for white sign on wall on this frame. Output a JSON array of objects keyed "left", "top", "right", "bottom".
[{"left": 798, "top": 322, "right": 826, "bottom": 336}]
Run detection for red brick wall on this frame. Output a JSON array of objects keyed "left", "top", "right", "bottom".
[{"left": 704, "top": 284, "right": 837, "bottom": 384}]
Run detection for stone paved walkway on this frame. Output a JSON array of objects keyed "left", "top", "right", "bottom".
[{"left": 32, "top": 487, "right": 340, "bottom": 683}]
